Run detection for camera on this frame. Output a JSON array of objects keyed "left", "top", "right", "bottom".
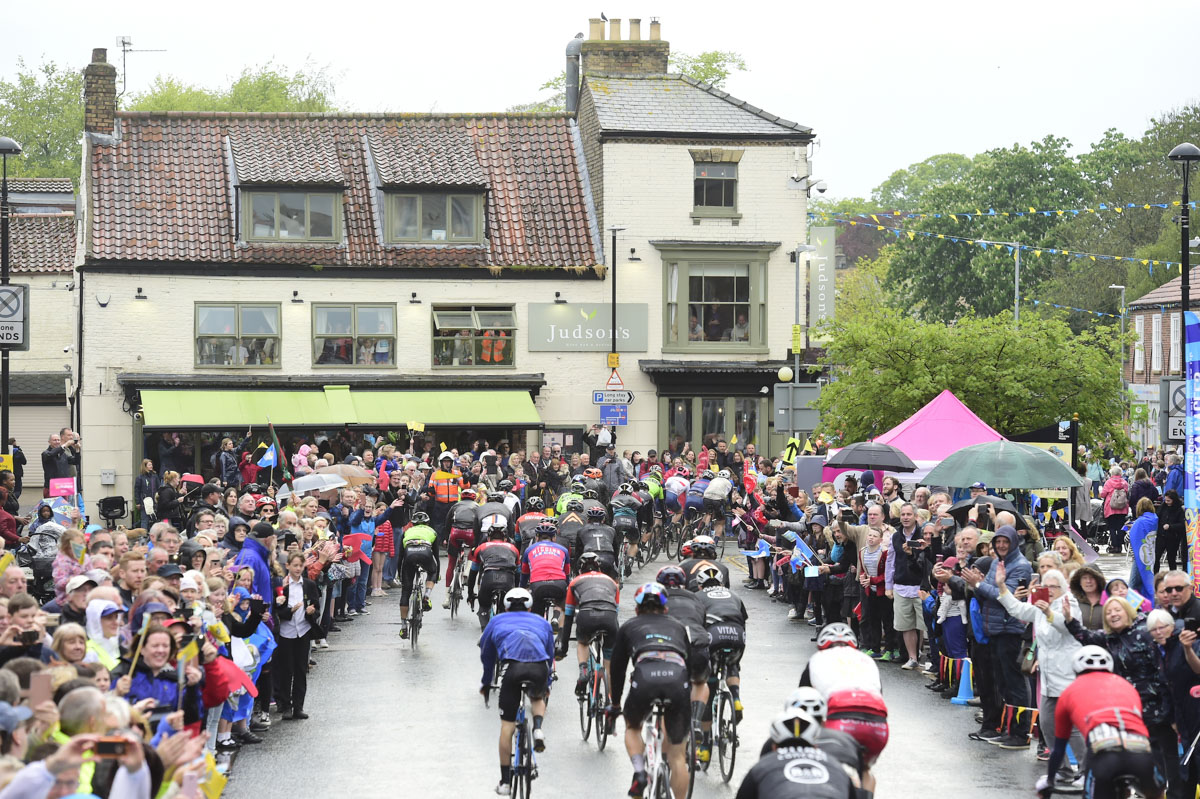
[{"left": 812, "top": 180, "right": 828, "bottom": 194}]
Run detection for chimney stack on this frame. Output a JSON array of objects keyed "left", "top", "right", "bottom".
[
  {"left": 83, "top": 48, "right": 117, "bottom": 135},
  {"left": 581, "top": 16, "right": 668, "bottom": 76}
]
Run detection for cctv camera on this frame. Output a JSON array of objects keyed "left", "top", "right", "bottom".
[
  {"left": 813, "top": 180, "right": 828, "bottom": 194},
  {"left": 63, "top": 346, "right": 71, "bottom": 353}
]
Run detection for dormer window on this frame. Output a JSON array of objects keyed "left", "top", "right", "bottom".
[
  {"left": 386, "top": 193, "right": 483, "bottom": 244},
  {"left": 244, "top": 190, "right": 341, "bottom": 242}
]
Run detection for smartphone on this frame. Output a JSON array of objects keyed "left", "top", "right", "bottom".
[
  {"left": 19, "top": 630, "right": 39, "bottom": 647},
  {"left": 92, "top": 737, "right": 129, "bottom": 758},
  {"left": 1185, "top": 617, "right": 1200, "bottom": 634},
  {"left": 935, "top": 554, "right": 945, "bottom": 564},
  {"left": 29, "top": 672, "right": 51, "bottom": 706},
  {"left": 1017, "top": 578, "right": 1031, "bottom": 590},
  {"left": 1031, "top": 587, "right": 1050, "bottom": 605}
]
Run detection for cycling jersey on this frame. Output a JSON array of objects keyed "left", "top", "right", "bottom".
[
  {"left": 758, "top": 728, "right": 865, "bottom": 781},
  {"left": 516, "top": 511, "right": 548, "bottom": 546},
  {"left": 555, "top": 512, "right": 585, "bottom": 553},
  {"left": 1054, "top": 671, "right": 1149, "bottom": 742},
  {"left": 699, "top": 585, "right": 749, "bottom": 626},
  {"left": 477, "top": 501, "right": 513, "bottom": 532},
  {"left": 502, "top": 493, "right": 522, "bottom": 518},
  {"left": 609, "top": 493, "right": 642, "bottom": 525},
  {"left": 580, "top": 498, "right": 606, "bottom": 519},
  {"left": 643, "top": 477, "right": 664, "bottom": 500},
  {"left": 665, "top": 586, "right": 712, "bottom": 682},
  {"left": 402, "top": 524, "right": 438, "bottom": 549},
  {"left": 448, "top": 499, "right": 480, "bottom": 530},
  {"left": 555, "top": 492, "right": 583, "bottom": 515},
  {"left": 703, "top": 476, "right": 734, "bottom": 502},
  {"left": 798, "top": 646, "right": 883, "bottom": 696},
  {"left": 479, "top": 611, "right": 555, "bottom": 688},
  {"left": 737, "top": 745, "right": 859, "bottom": 799},
  {"left": 521, "top": 540, "right": 570, "bottom": 583},
  {"left": 576, "top": 523, "right": 617, "bottom": 556},
  {"left": 565, "top": 572, "right": 620, "bottom": 613},
  {"left": 471, "top": 540, "right": 520, "bottom": 574},
  {"left": 610, "top": 613, "right": 690, "bottom": 707},
  {"left": 664, "top": 475, "right": 688, "bottom": 496},
  {"left": 678, "top": 558, "right": 731, "bottom": 591}
]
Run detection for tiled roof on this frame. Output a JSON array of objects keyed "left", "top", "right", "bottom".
[
  {"left": 87, "top": 113, "right": 598, "bottom": 269},
  {"left": 585, "top": 74, "right": 812, "bottom": 137},
  {"left": 10, "top": 213, "right": 75, "bottom": 273},
  {"left": 367, "top": 127, "right": 487, "bottom": 187},
  {"left": 6, "top": 178, "right": 72, "bottom": 193},
  {"left": 231, "top": 125, "right": 345, "bottom": 185},
  {"left": 1129, "top": 267, "right": 1200, "bottom": 308}
]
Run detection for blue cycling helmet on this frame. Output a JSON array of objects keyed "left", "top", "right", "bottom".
[{"left": 634, "top": 582, "right": 668, "bottom": 612}]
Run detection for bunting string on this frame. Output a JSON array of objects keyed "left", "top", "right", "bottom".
[
  {"left": 817, "top": 215, "right": 1181, "bottom": 273},
  {"left": 1027, "top": 297, "right": 1120, "bottom": 319},
  {"left": 810, "top": 199, "right": 1192, "bottom": 223}
]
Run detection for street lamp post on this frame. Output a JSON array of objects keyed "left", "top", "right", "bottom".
[
  {"left": 1109, "top": 284, "right": 1126, "bottom": 378},
  {"left": 1169, "top": 143, "right": 1200, "bottom": 362},
  {"left": 0, "top": 137, "right": 23, "bottom": 457},
  {"left": 609, "top": 227, "right": 625, "bottom": 369}
]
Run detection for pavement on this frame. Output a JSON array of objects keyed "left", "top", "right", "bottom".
[{"left": 224, "top": 552, "right": 1051, "bottom": 799}]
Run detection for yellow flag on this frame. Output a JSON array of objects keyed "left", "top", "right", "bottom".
[
  {"left": 178, "top": 637, "right": 199, "bottom": 664},
  {"left": 802, "top": 438, "right": 815, "bottom": 454},
  {"left": 870, "top": 214, "right": 880, "bottom": 223},
  {"left": 200, "top": 752, "right": 228, "bottom": 799},
  {"left": 907, "top": 231, "right": 915, "bottom": 240},
  {"left": 440, "top": 441, "right": 448, "bottom": 452},
  {"left": 0, "top": 552, "right": 14, "bottom": 576},
  {"left": 206, "top": 621, "right": 230, "bottom": 645},
  {"left": 730, "top": 434, "right": 738, "bottom": 445}
]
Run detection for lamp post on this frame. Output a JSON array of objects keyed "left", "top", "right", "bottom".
[
  {"left": 608, "top": 226, "right": 625, "bottom": 370},
  {"left": 1169, "top": 143, "right": 1200, "bottom": 362},
  {"left": 0, "top": 136, "right": 22, "bottom": 457},
  {"left": 793, "top": 244, "right": 818, "bottom": 384},
  {"left": 1109, "top": 283, "right": 1126, "bottom": 378}
]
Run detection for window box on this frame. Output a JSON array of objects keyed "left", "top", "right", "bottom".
[
  {"left": 244, "top": 191, "right": 341, "bottom": 242},
  {"left": 432, "top": 305, "right": 516, "bottom": 367},
  {"left": 195, "top": 304, "right": 281, "bottom": 367},
  {"left": 386, "top": 193, "right": 484, "bottom": 244},
  {"left": 313, "top": 304, "right": 396, "bottom": 367}
]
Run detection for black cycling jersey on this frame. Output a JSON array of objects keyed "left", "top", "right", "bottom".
[
  {"left": 679, "top": 558, "right": 732, "bottom": 591},
  {"left": 699, "top": 584, "right": 749, "bottom": 626},
  {"left": 610, "top": 613, "right": 690, "bottom": 704},
  {"left": 735, "top": 744, "right": 858, "bottom": 799},
  {"left": 580, "top": 498, "right": 606, "bottom": 520},
  {"left": 756, "top": 728, "right": 865, "bottom": 781},
  {"left": 448, "top": 499, "right": 480, "bottom": 530},
  {"left": 577, "top": 523, "right": 617, "bottom": 556},
  {"left": 555, "top": 513, "right": 585, "bottom": 553},
  {"left": 664, "top": 586, "right": 709, "bottom": 643}
]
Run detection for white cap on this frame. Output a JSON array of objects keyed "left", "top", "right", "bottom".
[{"left": 179, "top": 576, "right": 199, "bottom": 592}]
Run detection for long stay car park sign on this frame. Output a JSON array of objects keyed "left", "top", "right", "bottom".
[{"left": 593, "top": 390, "right": 635, "bottom": 405}]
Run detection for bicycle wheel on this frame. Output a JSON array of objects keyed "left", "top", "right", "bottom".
[
  {"left": 410, "top": 606, "right": 421, "bottom": 650},
  {"left": 654, "top": 762, "right": 672, "bottom": 799},
  {"left": 449, "top": 574, "right": 461, "bottom": 619},
  {"left": 717, "top": 526, "right": 727, "bottom": 558},
  {"left": 662, "top": 523, "right": 678, "bottom": 559},
  {"left": 716, "top": 690, "right": 737, "bottom": 783},
  {"left": 594, "top": 665, "right": 610, "bottom": 751},
  {"left": 510, "top": 725, "right": 526, "bottom": 799},
  {"left": 685, "top": 726, "right": 697, "bottom": 799},
  {"left": 519, "top": 719, "right": 534, "bottom": 799},
  {"left": 579, "top": 664, "right": 593, "bottom": 741}
]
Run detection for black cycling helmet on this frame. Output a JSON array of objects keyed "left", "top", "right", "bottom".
[
  {"left": 525, "top": 496, "right": 544, "bottom": 511},
  {"left": 692, "top": 535, "right": 717, "bottom": 557},
  {"left": 635, "top": 480, "right": 650, "bottom": 492},
  {"left": 487, "top": 491, "right": 505, "bottom": 503},
  {"left": 578, "top": 552, "right": 602, "bottom": 573},
  {"left": 586, "top": 506, "right": 607, "bottom": 519},
  {"left": 498, "top": 479, "right": 514, "bottom": 492},
  {"left": 656, "top": 565, "right": 687, "bottom": 589},
  {"left": 582, "top": 488, "right": 599, "bottom": 500},
  {"left": 535, "top": 520, "right": 557, "bottom": 539},
  {"left": 411, "top": 511, "right": 430, "bottom": 525},
  {"left": 566, "top": 499, "right": 585, "bottom": 513},
  {"left": 570, "top": 481, "right": 586, "bottom": 493}
]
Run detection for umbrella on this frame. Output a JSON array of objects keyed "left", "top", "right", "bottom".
[
  {"left": 291, "top": 473, "right": 347, "bottom": 494},
  {"left": 825, "top": 441, "right": 917, "bottom": 473},
  {"left": 924, "top": 441, "right": 1085, "bottom": 490},
  {"left": 316, "top": 464, "right": 377, "bottom": 487},
  {"left": 947, "top": 495, "right": 1028, "bottom": 530}
]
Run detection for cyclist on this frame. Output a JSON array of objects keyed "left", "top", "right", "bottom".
[
  {"left": 610, "top": 582, "right": 691, "bottom": 799},
  {"left": 703, "top": 469, "right": 735, "bottom": 540},
  {"left": 737, "top": 707, "right": 861, "bottom": 799},
  {"left": 679, "top": 535, "right": 731, "bottom": 591},
  {"left": 683, "top": 471, "right": 712, "bottom": 529},
  {"left": 582, "top": 466, "right": 604, "bottom": 499},
  {"left": 556, "top": 481, "right": 586, "bottom": 515},
  {"left": 479, "top": 587, "right": 555, "bottom": 796},
  {"left": 698, "top": 564, "right": 748, "bottom": 722},
  {"left": 633, "top": 480, "right": 658, "bottom": 550},
  {"left": 480, "top": 491, "right": 515, "bottom": 540},
  {"left": 610, "top": 483, "right": 644, "bottom": 577},
  {"left": 398, "top": 511, "right": 440, "bottom": 639},
  {"left": 798, "top": 623, "right": 888, "bottom": 766},
  {"left": 657, "top": 564, "right": 714, "bottom": 764},
  {"left": 515, "top": 496, "right": 549, "bottom": 554},
  {"left": 1038, "top": 645, "right": 1165, "bottom": 799},
  {"left": 773, "top": 688, "right": 869, "bottom": 791},
  {"left": 443, "top": 487, "right": 481, "bottom": 609},
  {"left": 577, "top": 506, "right": 619, "bottom": 580},
  {"left": 580, "top": 487, "right": 606, "bottom": 520},
  {"left": 555, "top": 499, "right": 587, "bottom": 559},
  {"left": 468, "top": 518, "right": 522, "bottom": 631},
  {"left": 664, "top": 466, "right": 690, "bottom": 529},
  {"left": 559, "top": 552, "right": 620, "bottom": 698},
  {"left": 521, "top": 522, "right": 570, "bottom": 631},
  {"left": 498, "top": 478, "right": 522, "bottom": 518}
]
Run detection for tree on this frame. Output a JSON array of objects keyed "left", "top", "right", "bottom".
[
  {"left": 0, "top": 59, "right": 84, "bottom": 179},
  {"left": 668, "top": 50, "right": 747, "bottom": 88},
  {"left": 506, "top": 73, "right": 567, "bottom": 113},
  {"left": 126, "top": 63, "right": 338, "bottom": 112},
  {"left": 812, "top": 310, "right": 1129, "bottom": 453},
  {"left": 872, "top": 153, "right": 973, "bottom": 209}
]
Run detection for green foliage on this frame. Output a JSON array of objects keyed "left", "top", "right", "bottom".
[
  {"left": 668, "top": 51, "right": 747, "bottom": 88},
  {"left": 872, "top": 154, "right": 974, "bottom": 209},
  {"left": 0, "top": 59, "right": 84, "bottom": 179},
  {"left": 127, "top": 63, "right": 338, "bottom": 112},
  {"left": 507, "top": 72, "right": 567, "bottom": 113},
  {"left": 812, "top": 310, "right": 1129, "bottom": 453}
]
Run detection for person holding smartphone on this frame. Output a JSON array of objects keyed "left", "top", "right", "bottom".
[{"left": 885, "top": 503, "right": 928, "bottom": 670}]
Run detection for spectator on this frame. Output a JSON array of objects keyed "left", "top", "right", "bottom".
[
  {"left": 50, "top": 530, "right": 91, "bottom": 606},
  {"left": 1149, "top": 608, "right": 1200, "bottom": 796},
  {"left": 39, "top": 432, "right": 80, "bottom": 496},
  {"left": 885, "top": 503, "right": 928, "bottom": 669},
  {"left": 1164, "top": 452, "right": 1185, "bottom": 495},
  {"left": 1157, "top": 490, "right": 1186, "bottom": 572},
  {"left": 273, "top": 553, "right": 319, "bottom": 720},
  {"left": 154, "top": 471, "right": 183, "bottom": 529},
  {"left": 1129, "top": 467, "right": 1159, "bottom": 509},
  {"left": 1069, "top": 564, "right": 1106, "bottom": 630},
  {"left": 1099, "top": 464, "right": 1131, "bottom": 554},
  {"left": 1163, "top": 570, "right": 1200, "bottom": 623}
]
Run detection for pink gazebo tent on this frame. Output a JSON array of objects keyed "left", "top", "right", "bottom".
[{"left": 823, "top": 390, "right": 1006, "bottom": 484}]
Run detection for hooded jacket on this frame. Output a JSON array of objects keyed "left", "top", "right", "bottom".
[
  {"left": 1165, "top": 462, "right": 1185, "bottom": 494},
  {"left": 83, "top": 599, "right": 121, "bottom": 670},
  {"left": 969, "top": 525, "right": 1033, "bottom": 637},
  {"left": 234, "top": 537, "right": 275, "bottom": 606},
  {"left": 219, "top": 517, "right": 248, "bottom": 555},
  {"left": 1068, "top": 564, "right": 1106, "bottom": 630}
]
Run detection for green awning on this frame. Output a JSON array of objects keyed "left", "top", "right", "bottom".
[{"left": 139, "top": 387, "right": 541, "bottom": 429}]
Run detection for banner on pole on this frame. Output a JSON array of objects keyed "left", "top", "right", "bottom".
[{"left": 1184, "top": 311, "right": 1200, "bottom": 597}]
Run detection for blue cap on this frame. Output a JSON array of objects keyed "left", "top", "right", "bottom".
[
  {"left": 970, "top": 482, "right": 987, "bottom": 490},
  {"left": 0, "top": 702, "right": 32, "bottom": 733}
]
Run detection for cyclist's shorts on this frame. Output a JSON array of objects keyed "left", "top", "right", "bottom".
[
  {"left": 687, "top": 642, "right": 712, "bottom": 683},
  {"left": 623, "top": 661, "right": 690, "bottom": 745},
  {"left": 448, "top": 527, "right": 476, "bottom": 551},
  {"left": 529, "top": 580, "right": 567, "bottom": 615},
  {"left": 708, "top": 623, "right": 746, "bottom": 672},
  {"left": 703, "top": 498, "right": 725, "bottom": 516},
  {"left": 576, "top": 609, "right": 619, "bottom": 656},
  {"left": 664, "top": 491, "right": 681, "bottom": 513},
  {"left": 1085, "top": 749, "right": 1163, "bottom": 799},
  {"left": 684, "top": 494, "right": 705, "bottom": 512},
  {"left": 498, "top": 660, "right": 550, "bottom": 722}
]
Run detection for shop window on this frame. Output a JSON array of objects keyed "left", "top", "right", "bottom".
[
  {"left": 313, "top": 304, "right": 396, "bottom": 366},
  {"left": 195, "top": 304, "right": 281, "bottom": 367},
  {"left": 431, "top": 305, "right": 516, "bottom": 367},
  {"left": 667, "top": 397, "right": 692, "bottom": 454},
  {"left": 244, "top": 191, "right": 340, "bottom": 242},
  {"left": 702, "top": 398, "right": 726, "bottom": 448},
  {"left": 660, "top": 397, "right": 764, "bottom": 458},
  {"left": 386, "top": 193, "right": 483, "bottom": 244}
]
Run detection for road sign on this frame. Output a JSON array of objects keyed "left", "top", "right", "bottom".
[
  {"left": 781, "top": 437, "right": 802, "bottom": 466},
  {"left": 593, "top": 390, "right": 635, "bottom": 405},
  {"left": 605, "top": 370, "right": 625, "bottom": 390},
  {"left": 599, "top": 404, "right": 628, "bottom": 426},
  {"left": 1162, "top": 377, "right": 1186, "bottom": 443},
  {"left": 792, "top": 324, "right": 804, "bottom": 353},
  {"left": 607, "top": 352, "right": 620, "bottom": 369},
  {"left": 774, "top": 383, "right": 821, "bottom": 433},
  {"left": 0, "top": 285, "right": 28, "bottom": 351}
]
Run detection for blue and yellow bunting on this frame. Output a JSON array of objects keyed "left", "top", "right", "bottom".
[{"left": 811, "top": 199, "right": 1192, "bottom": 223}]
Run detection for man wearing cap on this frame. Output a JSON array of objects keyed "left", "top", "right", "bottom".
[
  {"left": 156, "top": 563, "right": 184, "bottom": 594},
  {"left": 187, "top": 484, "right": 224, "bottom": 536},
  {"left": 44, "top": 574, "right": 96, "bottom": 626},
  {"left": 426, "top": 452, "right": 463, "bottom": 544}
]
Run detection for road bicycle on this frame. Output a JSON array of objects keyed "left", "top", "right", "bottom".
[
  {"left": 486, "top": 670, "right": 540, "bottom": 799},
  {"left": 405, "top": 565, "right": 427, "bottom": 650},
  {"left": 642, "top": 697, "right": 695, "bottom": 799},
  {"left": 577, "top": 630, "right": 610, "bottom": 751},
  {"left": 662, "top": 516, "right": 682, "bottom": 560},
  {"left": 448, "top": 549, "right": 471, "bottom": 619},
  {"left": 709, "top": 648, "right": 740, "bottom": 783}
]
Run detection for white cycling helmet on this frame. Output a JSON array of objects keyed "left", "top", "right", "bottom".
[
  {"left": 503, "top": 587, "right": 534, "bottom": 612},
  {"left": 1072, "top": 644, "right": 1114, "bottom": 674},
  {"left": 718, "top": 469, "right": 732, "bottom": 480},
  {"left": 786, "top": 687, "right": 827, "bottom": 722},
  {"left": 815, "top": 622, "right": 858, "bottom": 651},
  {"left": 768, "top": 707, "right": 820, "bottom": 746}
]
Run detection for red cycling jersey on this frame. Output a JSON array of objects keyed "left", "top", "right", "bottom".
[
  {"left": 1054, "top": 671, "right": 1148, "bottom": 741},
  {"left": 521, "top": 541, "right": 570, "bottom": 583}
]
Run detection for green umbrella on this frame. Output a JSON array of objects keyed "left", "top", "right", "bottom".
[{"left": 923, "top": 441, "right": 1085, "bottom": 490}]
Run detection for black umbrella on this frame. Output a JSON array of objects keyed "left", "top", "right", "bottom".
[
  {"left": 947, "top": 495, "right": 1028, "bottom": 530},
  {"left": 824, "top": 441, "right": 917, "bottom": 473}
]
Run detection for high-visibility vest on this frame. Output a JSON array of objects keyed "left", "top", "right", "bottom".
[
  {"left": 86, "top": 639, "right": 118, "bottom": 671},
  {"left": 430, "top": 470, "right": 462, "bottom": 504},
  {"left": 481, "top": 330, "right": 507, "bottom": 363}
]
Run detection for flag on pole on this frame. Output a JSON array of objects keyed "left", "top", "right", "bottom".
[
  {"left": 267, "top": 419, "right": 292, "bottom": 481},
  {"left": 256, "top": 443, "right": 278, "bottom": 469}
]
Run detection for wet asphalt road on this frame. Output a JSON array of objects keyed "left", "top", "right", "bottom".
[{"left": 225, "top": 552, "right": 1047, "bottom": 799}]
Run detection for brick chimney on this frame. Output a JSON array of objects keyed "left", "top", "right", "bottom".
[
  {"left": 581, "top": 16, "right": 668, "bottom": 75},
  {"left": 83, "top": 48, "right": 117, "bottom": 135}
]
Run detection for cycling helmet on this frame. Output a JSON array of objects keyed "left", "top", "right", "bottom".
[
  {"left": 410, "top": 511, "right": 430, "bottom": 525},
  {"left": 768, "top": 707, "right": 820, "bottom": 746},
  {"left": 635, "top": 481, "right": 650, "bottom": 492},
  {"left": 487, "top": 491, "right": 505, "bottom": 503},
  {"left": 656, "top": 565, "right": 687, "bottom": 589},
  {"left": 679, "top": 540, "right": 695, "bottom": 558},
  {"left": 1073, "top": 645, "right": 1114, "bottom": 674},
  {"left": 570, "top": 482, "right": 586, "bottom": 493},
  {"left": 566, "top": 499, "right": 585, "bottom": 513},
  {"left": 650, "top": 465, "right": 663, "bottom": 476},
  {"left": 483, "top": 516, "right": 509, "bottom": 538},
  {"left": 678, "top": 467, "right": 692, "bottom": 479},
  {"left": 525, "top": 496, "right": 543, "bottom": 511},
  {"left": 460, "top": 488, "right": 477, "bottom": 501},
  {"left": 633, "top": 582, "right": 669, "bottom": 611},
  {"left": 586, "top": 506, "right": 607, "bottom": 520},
  {"left": 256, "top": 496, "right": 277, "bottom": 509},
  {"left": 585, "top": 467, "right": 603, "bottom": 480},
  {"left": 583, "top": 488, "right": 599, "bottom": 500},
  {"left": 787, "top": 687, "right": 827, "bottom": 722},
  {"left": 498, "top": 479, "right": 514, "bottom": 492},
  {"left": 535, "top": 520, "right": 558, "bottom": 539},
  {"left": 695, "top": 565, "right": 723, "bottom": 588},
  {"left": 692, "top": 535, "right": 717, "bottom": 557},
  {"left": 578, "top": 552, "right": 602, "bottom": 573},
  {"left": 701, "top": 470, "right": 716, "bottom": 480},
  {"left": 717, "top": 470, "right": 731, "bottom": 480},
  {"left": 617, "top": 482, "right": 634, "bottom": 495},
  {"left": 815, "top": 623, "right": 858, "bottom": 651},
  {"left": 503, "top": 587, "right": 534, "bottom": 612}
]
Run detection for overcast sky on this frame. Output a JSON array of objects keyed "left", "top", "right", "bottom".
[{"left": 7, "top": 0, "right": 1198, "bottom": 200}]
